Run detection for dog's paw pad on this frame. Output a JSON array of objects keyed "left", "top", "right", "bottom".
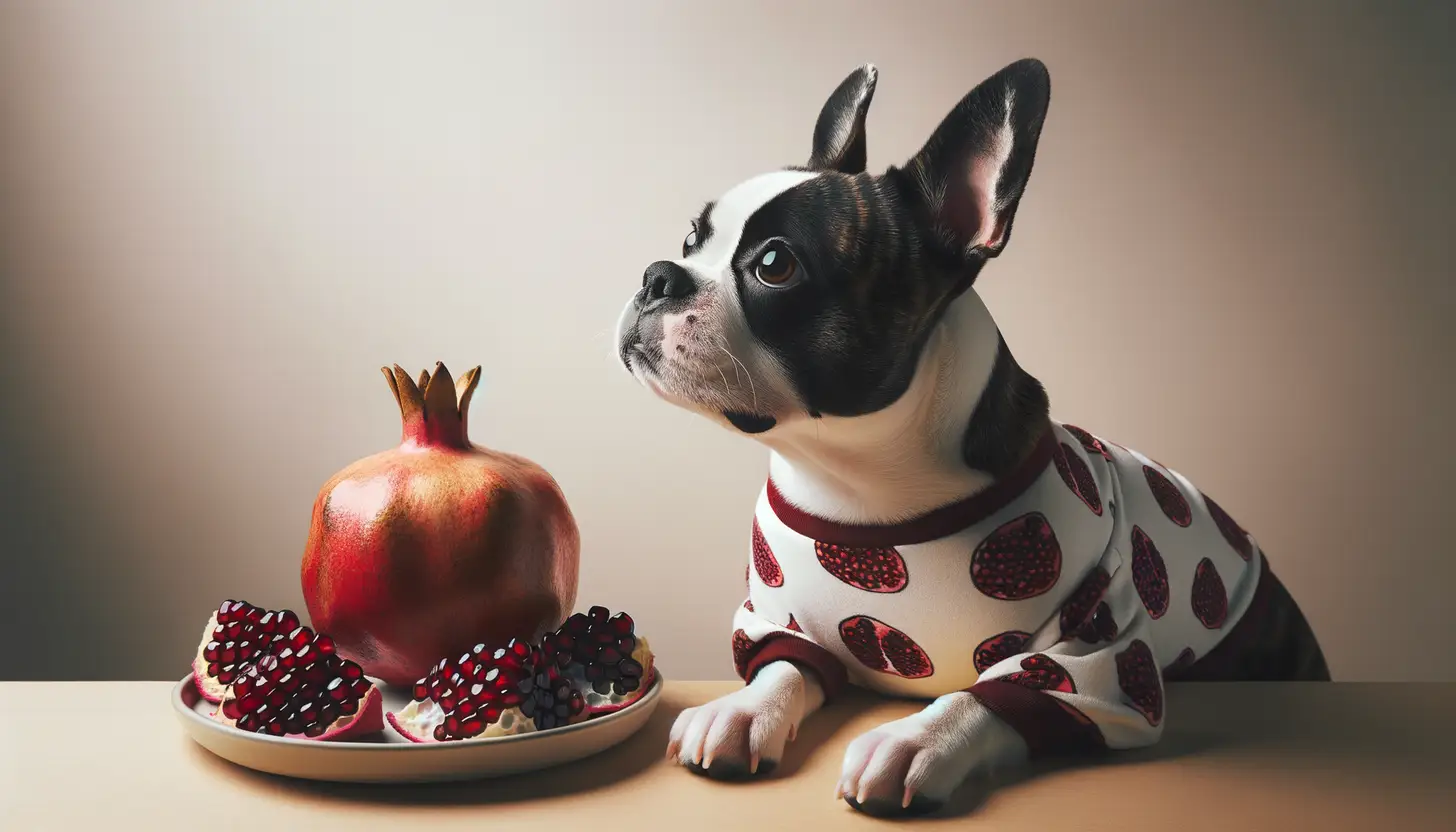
[
  {"left": 683, "top": 758, "right": 778, "bottom": 781},
  {"left": 844, "top": 794, "right": 944, "bottom": 818}
]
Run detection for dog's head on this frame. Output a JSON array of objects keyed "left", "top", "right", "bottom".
[{"left": 616, "top": 60, "right": 1050, "bottom": 436}]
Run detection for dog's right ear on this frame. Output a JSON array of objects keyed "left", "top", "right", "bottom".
[
  {"left": 904, "top": 59, "right": 1051, "bottom": 259},
  {"left": 807, "top": 64, "right": 878, "bottom": 174}
]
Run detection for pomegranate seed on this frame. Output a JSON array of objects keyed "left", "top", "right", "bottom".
[
  {"left": 212, "top": 609, "right": 372, "bottom": 740},
  {"left": 288, "top": 627, "right": 311, "bottom": 650}
]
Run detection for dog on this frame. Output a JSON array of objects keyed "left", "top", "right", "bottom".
[{"left": 615, "top": 59, "right": 1330, "bottom": 817}]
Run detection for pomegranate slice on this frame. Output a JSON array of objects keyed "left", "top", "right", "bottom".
[
  {"left": 1130, "top": 525, "right": 1170, "bottom": 619},
  {"left": 838, "top": 615, "right": 934, "bottom": 679},
  {"left": 1062, "top": 424, "right": 1112, "bottom": 460},
  {"left": 751, "top": 520, "right": 784, "bottom": 587},
  {"left": 387, "top": 638, "right": 584, "bottom": 742},
  {"left": 1058, "top": 566, "right": 1111, "bottom": 640},
  {"left": 731, "top": 629, "right": 755, "bottom": 679},
  {"left": 973, "top": 630, "right": 1031, "bottom": 674},
  {"left": 192, "top": 600, "right": 303, "bottom": 704},
  {"left": 1191, "top": 558, "right": 1228, "bottom": 629},
  {"left": 1052, "top": 442, "right": 1103, "bottom": 515},
  {"left": 970, "top": 512, "right": 1062, "bottom": 601},
  {"left": 211, "top": 626, "right": 383, "bottom": 741},
  {"left": 1115, "top": 638, "right": 1163, "bottom": 727},
  {"left": 1003, "top": 653, "right": 1076, "bottom": 693},
  {"left": 1203, "top": 493, "right": 1254, "bottom": 561},
  {"left": 813, "top": 541, "right": 908, "bottom": 593},
  {"left": 540, "top": 606, "right": 656, "bottom": 716},
  {"left": 1075, "top": 602, "right": 1119, "bottom": 644},
  {"left": 1143, "top": 465, "right": 1192, "bottom": 527},
  {"left": 1164, "top": 646, "right": 1197, "bottom": 675}
]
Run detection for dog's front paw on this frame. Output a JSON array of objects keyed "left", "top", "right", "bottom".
[
  {"left": 837, "top": 692, "right": 1027, "bottom": 817},
  {"left": 665, "top": 662, "right": 810, "bottom": 781}
]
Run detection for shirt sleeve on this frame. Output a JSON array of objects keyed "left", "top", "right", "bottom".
[
  {"left": 966, "top": 554, "right": 1166, "bottom": 757},
  {"left": 730, "top": 596, "right": 849, "bottom": 701}
]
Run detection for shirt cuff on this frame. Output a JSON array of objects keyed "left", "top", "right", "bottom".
[
  {"left": 743, "top": 633, "right": 849, "bottom": 701},
  {"left": 967, "top": 680, "right": 1107, "bottom": 758}
]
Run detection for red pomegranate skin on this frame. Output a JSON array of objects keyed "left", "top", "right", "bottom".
[{"left": 301, "top": 364, "right": 580, "bottom": 687}]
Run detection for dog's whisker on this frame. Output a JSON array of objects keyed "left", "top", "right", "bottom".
[{"left": 717, "top": 344, "right": 758, "bottom": 411}]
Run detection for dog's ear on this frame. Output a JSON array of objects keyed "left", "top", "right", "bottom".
[
  {"left": 807, "top": 64, "right": 878, "bottom": 174},
  {"left": 905, "top": 58, "right": 1050, "bottom": 259}
]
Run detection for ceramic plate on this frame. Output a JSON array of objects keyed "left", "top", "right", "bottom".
[{"left": 172, "top": 670, "right": 663, "bottom": 783}]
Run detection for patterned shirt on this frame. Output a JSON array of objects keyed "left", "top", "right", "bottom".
[{"left": 733, "top": 422, "right": 1264, "bottom": 755}]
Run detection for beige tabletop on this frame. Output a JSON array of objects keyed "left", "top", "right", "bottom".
[{"left": 1, "top": 680, "right": 1452, "bottom": 831}]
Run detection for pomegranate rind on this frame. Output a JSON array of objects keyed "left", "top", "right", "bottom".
[
  {"left": 210, "top": 684, "right": 384, "bottom": 742},
  {"left": 192, "top": 612, "right": 226, "bottom": 704}
]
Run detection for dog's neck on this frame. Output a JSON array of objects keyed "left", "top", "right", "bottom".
[{"left": 759, "top": 290, "right": 1021, "bottom": 525}]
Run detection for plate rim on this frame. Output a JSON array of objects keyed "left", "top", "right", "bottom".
[{"left": 172, "top": 668, "right": 663, "bottom": 752}]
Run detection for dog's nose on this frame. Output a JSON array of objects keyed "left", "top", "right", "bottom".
[{"left": 640, "top": 261, "right": 696, "bottom": 307}]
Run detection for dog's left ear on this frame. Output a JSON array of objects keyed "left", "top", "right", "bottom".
[
  {"left": 905, "top": 58, "right": 1050, "bottom": 259},
  {"left": 807, "top": 64, "right": 878, "bottom": 174}
]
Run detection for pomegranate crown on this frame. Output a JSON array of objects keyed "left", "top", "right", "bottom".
[{"left": 382, "top": 362, "right": 483, "bottom": 449}]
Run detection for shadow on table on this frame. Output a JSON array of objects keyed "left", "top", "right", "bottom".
[
  {"left": 187, "top": 684, "right": 888, "bottom": 807},
  {"left": 188, "top": 681, "right": 1456, "bottom": 814},
  {"left": 938, "top": 681, "right": 1456, "bottom": 818}
]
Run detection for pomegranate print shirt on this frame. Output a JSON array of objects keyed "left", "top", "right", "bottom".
[{"left": 732, "top": 422, "right": 1264, "bottom": 754}]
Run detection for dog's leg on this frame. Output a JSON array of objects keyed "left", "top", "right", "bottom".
[
  {"left": 666, "top": 659, "right": 825, "bottom": 779},
  {"left": 840, "top": 564, "right": 1167, "bottom": 816}
]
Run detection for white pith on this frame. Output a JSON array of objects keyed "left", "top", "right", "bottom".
[{"left": 388, "top": 696, "right": 539, "bottom": 741}]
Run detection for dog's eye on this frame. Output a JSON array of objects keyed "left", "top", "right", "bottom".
[
  {"left": 754, "top": 243, "right": 798, "bottom": 287},
  {"left": 682, "top": 224, "right": 699, "bottom": 256}
]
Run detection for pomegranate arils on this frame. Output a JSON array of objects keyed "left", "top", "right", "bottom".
[
  {"left": 397, "top": 637, "right": 583, "bottom": 740},
  {"left": 193, "top": 600, "right": 324, "bottom": 704},
  {"left": 215, "top": 619, "right": 375, "bottom": 740},
  {"left": 543, "top": 607, "right": 646, "bottom": 697}
]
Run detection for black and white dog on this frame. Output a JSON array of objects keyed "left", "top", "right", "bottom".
[{"left": 616, "top": 60, "right": 1328, "bottom": 817}]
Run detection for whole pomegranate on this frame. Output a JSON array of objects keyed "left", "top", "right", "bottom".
[{"left": 301, "top": 362, "right": 580, "bottom": 687}]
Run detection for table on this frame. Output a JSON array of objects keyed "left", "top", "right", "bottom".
[{"left": 2, "top": 681, "right": 1452, "bottom": 830}]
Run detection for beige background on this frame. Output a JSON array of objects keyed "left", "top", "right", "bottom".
[{"left": 1, "top": 1, "right": 1451, "bottom": 683}]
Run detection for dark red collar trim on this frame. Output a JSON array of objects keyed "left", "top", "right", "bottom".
[{"left": 766, "top": 425, "right": 1057, "bottom": 548}]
